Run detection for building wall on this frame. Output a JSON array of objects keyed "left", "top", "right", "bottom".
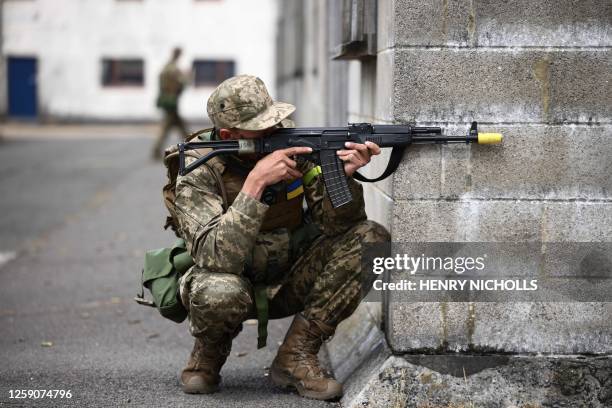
[
  {"left": 276, "top": 0, "right": 340, "bottom": 127},
  {"left": 278, "top": 1, "right": 612, "bottom": 404},
  {"left": 2, "top": 0, "right": 277, "bottom": 121},
  {"left": 386, "top": 0, "right": 612, "bottom": 355},
  {"left": 276, "top": 0, "right": 392, "bottom": 230}
]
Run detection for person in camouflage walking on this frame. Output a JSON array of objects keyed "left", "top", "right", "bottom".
[
  {"left": 173, "top": 75, "right": 390, "bottom": 400},
  {"left": 152, "top": 47, "right": 190, "bottom": 159}
]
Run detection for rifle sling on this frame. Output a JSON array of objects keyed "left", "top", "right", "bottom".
[{"left": 353, "top": 146, "right": 406, "bottom": 183}]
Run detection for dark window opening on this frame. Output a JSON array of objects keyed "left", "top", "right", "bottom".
[
  {"left": 193, "top": 60, "right": 235, "bottom": 87},
  {"left": 332, "top": 0, "right": 377, "bottom": 60},
  {"left": 102, "top": 59, "right": 144, "bottom": 86}
]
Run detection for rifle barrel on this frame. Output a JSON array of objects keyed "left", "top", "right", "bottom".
[{"left": 411, "top": 134, "right": 478, "bottom": 144}]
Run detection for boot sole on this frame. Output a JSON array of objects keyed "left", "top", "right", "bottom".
[
  {"left": 179, "top": 372, "right": 220, "bottom": 394},
  {"left": 180, "top": 381, "right": 219, "bottom": 394},
  {"left": 270, "top": 366, "right": 342, "bottom": 401}
]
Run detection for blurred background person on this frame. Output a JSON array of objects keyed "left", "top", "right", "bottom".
[{"left": 152, "top": 47, "right": 190, "bottom": 159}]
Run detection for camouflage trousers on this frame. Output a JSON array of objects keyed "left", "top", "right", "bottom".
[
  {"left": 152, "top": 109, "right": 189, "bottom": 157},
  {"left": 179, "top": 220, "right": 390, "bottom": 344}
]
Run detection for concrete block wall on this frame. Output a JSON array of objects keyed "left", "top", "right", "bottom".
[
  {"left": 386, "top": 0, "right": 612, "bottom": 355},
  {"left": 275, "top": 0, "right": 612, "bottom": 405}
]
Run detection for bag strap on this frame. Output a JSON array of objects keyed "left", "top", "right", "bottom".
[
  {"left": 353, "top": 146, "right": 407, "bottom": 183},
  {"left": 134, "top": 269, "right": 155, "bottom": 307},
  {"left": 185, "top": 128, "right": 228, "bottom": 210},
  {"left": 165, "top": 149, "right": 229, "bottom": 211},
  {"left": 254, "top": 285, "right": 269, "bottom": 349},
  {"left": 207, "top": 162, "right": 228, "bottom": 212}
]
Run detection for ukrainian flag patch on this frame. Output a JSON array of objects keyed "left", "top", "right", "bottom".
[{"left": 286, "top": 179, "right": 304, "bottom": 200}]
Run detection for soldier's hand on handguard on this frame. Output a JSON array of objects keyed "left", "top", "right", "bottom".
[
  {"left": 337, "top": 141, "right": 381, "bottom": 177},
  {"left": 242, "top": 146, "right": 313, "bottom": 201}
]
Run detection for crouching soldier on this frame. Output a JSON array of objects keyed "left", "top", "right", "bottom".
[{"left": 172, "top": 75, "right": 390, "bottom": 400}]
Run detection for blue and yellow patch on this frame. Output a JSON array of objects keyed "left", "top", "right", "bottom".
[{"left": 286, "top": 179, "right": 304, "bottom": 200}]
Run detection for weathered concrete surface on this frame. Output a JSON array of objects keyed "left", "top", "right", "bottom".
[
  {"left": 392, "top": 200, "right": 544, "bottom": 242},
  {"left": 393, "top": 125, "right": 612, "bottom": 201},
  {"left": 325, "top": 302, "right": 385, "bottom": 383},
  {"left": 322, "top": 301, "right": 395, "bottom": 408},
  {"left": 338, "top": 342, "right": 392, "bottom": 408},
  {"left": 388, "top": 195, "right": 612, "bottom": 354},
  {"left": 387, "top": 302, "right": 612, "bottom": 354},
  {"left": 394, "top": 0, "right": 612, "bottom": 47},
  {"left": 384, "top": 0, "right": 612, "bottom": 376},
  {"left": 344, "top": 355, "right": 612, "bottom": 408},
  {"left": 394, "top": 49, "right": 611, "bottom": 124},
  {"left": 392, "top": 200, "right": 612, "bottom": 242}
]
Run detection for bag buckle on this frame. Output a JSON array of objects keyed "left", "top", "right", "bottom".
[{"left": 134, "top": 294, "right": 155, "bottom": 307}]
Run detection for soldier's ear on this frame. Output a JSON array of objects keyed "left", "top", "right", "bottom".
[{"left": 218, "top": 128, "right": 232, "bottom": 140}]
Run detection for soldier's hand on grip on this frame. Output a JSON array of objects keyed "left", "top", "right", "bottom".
[
  {"left": 337, "top": 141, "right": 381, "bottom": 177},
  {"left": 242, "top": 147, "right": 312, "bottom": 201}
]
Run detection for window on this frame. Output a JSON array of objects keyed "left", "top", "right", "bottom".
[
  {"left": 102, "top": 59, "right": 144, "bottom": 87},
  {"left": 332, "top": 0, "right": 377, "bottom": 60},
  {"left": 193, "top": 60, "right": 235, "bottom": 87}
]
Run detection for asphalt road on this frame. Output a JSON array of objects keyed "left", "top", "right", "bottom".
[{"left": 0, "top": 128, "right": 336, "bottom": 408}]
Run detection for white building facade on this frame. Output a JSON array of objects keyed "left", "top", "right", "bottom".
[{"left": 1, "top": 0, "right": 278, "bottom": 122}]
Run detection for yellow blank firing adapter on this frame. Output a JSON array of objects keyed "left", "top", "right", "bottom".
[
  {"left": 477, "top": 132, "right": 503, "bottom": 144},
  {"left": 468, "top": 122, "right": 503, "bottom": 145}
]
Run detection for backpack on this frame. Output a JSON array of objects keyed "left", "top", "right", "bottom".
[{"left": 161, "top": 128, "right": 228, "bottom": 235}]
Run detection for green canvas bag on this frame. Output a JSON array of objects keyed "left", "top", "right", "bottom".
[{"left": 135, "top": 239, "right": 194, "bottom": 323}]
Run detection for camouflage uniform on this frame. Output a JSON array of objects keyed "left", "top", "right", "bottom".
[
  {"left": 175, "top": 75, "right": 389, "bottom": 345},
  {"left": 176, "top": 157, "right": 389, "bottom": 343},
  {"left": 152, "top": 59, "right": 189, "bottom": 158},
  {"left": 175, "top": 75, "right": 390, "bottom": 397}
]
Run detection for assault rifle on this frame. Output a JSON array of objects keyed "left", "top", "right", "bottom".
[{"left": 178, "top": 122, "right": 502, "bottom": 208}]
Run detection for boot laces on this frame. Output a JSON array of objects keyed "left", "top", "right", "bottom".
[{"left": 292, "top": 328, "right": 331, "bottom": 378}]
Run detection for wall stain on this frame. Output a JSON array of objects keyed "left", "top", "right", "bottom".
[
  {"left": 466, "top": 303, "right": 476, "bottom": 348},
  {"left": 440, "top": 302, "right": 449, "bottom": 349},
  {"left": 465, "top": 143, "right": 473, "bottom": 193},
  {"left": 467, "top": 0, "right": 477, "bottom": 46},
  {"left": 442, "top": 0, "right": 449, "bottom": 39},
  {"left": 539, "top": 205, "right": 549, "bottom": 280},
  {"left": 533, "top": 57, "right": 551, "bottom": 123}
]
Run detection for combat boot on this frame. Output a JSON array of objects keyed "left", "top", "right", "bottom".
[
  {"left": 180, "top": 337, "right": 230, "bottom": 394},
  {"left": 270, "top": 314, "right": 343, "bottom": 401}
]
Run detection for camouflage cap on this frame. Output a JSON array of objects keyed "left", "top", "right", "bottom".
[{"left": 206, "top": 75, "right": 295, "bottom": 131}]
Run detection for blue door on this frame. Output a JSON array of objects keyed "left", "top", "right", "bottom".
[{"left": 8, "top": 57, "right": 38, "bottom": 118}]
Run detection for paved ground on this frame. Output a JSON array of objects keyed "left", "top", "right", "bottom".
[{"left": 0, "top": 125, "right": 336, "bottom": 407}]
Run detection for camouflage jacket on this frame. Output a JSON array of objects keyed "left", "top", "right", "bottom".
[{"left": 174, "top": 146, "right": 367, "bottom": 283}]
